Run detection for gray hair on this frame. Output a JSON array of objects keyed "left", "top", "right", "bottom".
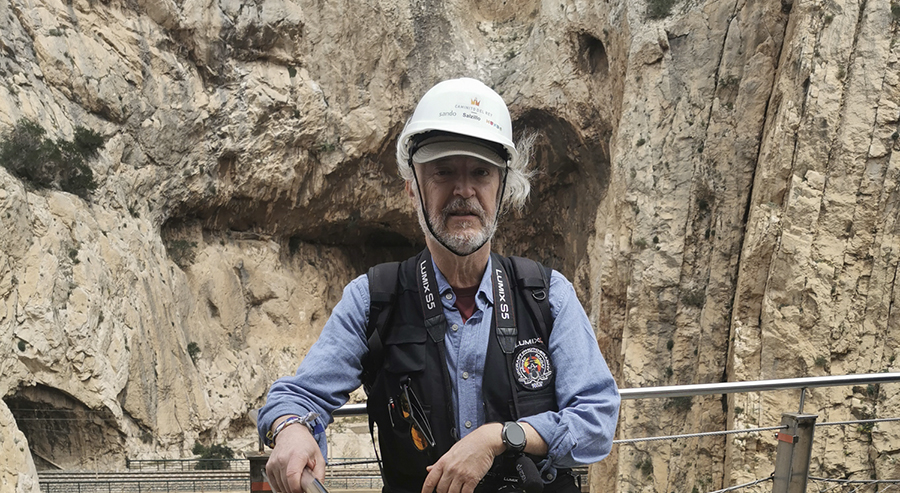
[{"left": 396, "top": 130, "right": 538, "bottom": 213}]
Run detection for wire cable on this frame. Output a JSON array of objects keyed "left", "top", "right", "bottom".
[
  {"left": 706, "top": 474, "right": 773, "bottom": 493},
  {"left": 613, "top": 425, "right": 787, "bottom": 445},
  {"left": 816, "top": 417, "right": 900, "bottom": 427},
  {"left": 809, "top": 477, "right": 900, "bottom": 484}
]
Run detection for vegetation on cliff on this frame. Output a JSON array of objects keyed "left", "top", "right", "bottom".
[{"left": 0, "top": 119, "right": 103, "bottom": 200}]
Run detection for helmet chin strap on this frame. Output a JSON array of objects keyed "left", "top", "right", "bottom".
[{"left": 409, "top": 157, "right": 507, "bottom": 258}]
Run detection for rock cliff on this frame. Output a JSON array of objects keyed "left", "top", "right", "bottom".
[{"left": 0, "top": 0, "right": 898, "bottom": 491}]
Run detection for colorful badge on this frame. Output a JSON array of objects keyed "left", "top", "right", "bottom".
[{"left": 514, "top": 346, "right": 553, "bottom": 390}]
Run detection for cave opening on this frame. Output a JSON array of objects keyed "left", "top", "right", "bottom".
[
  {"left": 577, "top": 32, "right": 609, "bottom": 76},
  {"left": 161, "top": 140, "right": 424, "bottom": 276},
  {"left": 160, "top": 110, "right": 609, "bottom": 286},
  {"left": 4, "top": 384, "right": 123, "bottom": 470}
]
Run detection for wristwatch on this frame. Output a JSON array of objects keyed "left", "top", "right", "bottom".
[{"left": 501, "top": 421, "right": 527, "bottom": 453}]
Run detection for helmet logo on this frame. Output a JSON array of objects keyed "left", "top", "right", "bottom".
[{"left": 454, "top": 102, "right": 493, "bottom": 118}]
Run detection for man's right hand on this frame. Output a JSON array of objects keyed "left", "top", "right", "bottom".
[{"left": 265, "top": 420, "right": 326, "bottom": 493}]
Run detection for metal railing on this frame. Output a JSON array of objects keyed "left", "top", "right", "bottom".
[
  {"left": 330, "top": 372, "right": 900, "bottom": 492},
  {"left": 38, "top": 373, "right": 900, "bottom": 493},
  {"left": 333, "top": 372, "right": 900, "bottom": 415},
  {"left": 125, "top": 459, "right": 249, "bottom": 472},
  {"left": 39, "top": 478, "right": 250, "bottom": 493}
]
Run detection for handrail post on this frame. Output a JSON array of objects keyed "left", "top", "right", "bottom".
[
  {"left": 772, "top": 413, "right": 817, "bottom": 493},
  {"left": 249, "top": 453, "right": 270, "bottom": 493}
]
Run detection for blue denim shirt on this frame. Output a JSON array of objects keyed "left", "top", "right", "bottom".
[{"left": 258, "top": 257, "right": 620, "bottom": 477}]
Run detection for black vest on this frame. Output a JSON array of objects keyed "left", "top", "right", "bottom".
[{"left": 363, "top": 250, "right": 577, "bottom": 493}]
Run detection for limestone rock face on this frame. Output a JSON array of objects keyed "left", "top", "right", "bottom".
[{"left": 0, "top": 0, "right": 897, "bottom": 490}]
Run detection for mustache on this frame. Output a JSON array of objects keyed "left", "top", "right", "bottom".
[{"left": 441, "top": 198, "right": 486, "bottom": 220}]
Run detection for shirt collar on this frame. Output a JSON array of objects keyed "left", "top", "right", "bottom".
[{"left": 431, "top": 256, "right": 495, "bottom": 306}]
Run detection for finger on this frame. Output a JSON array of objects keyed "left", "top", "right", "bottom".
[
  {"left": 285, "top": 462, "right": 306, "bottom": 493},
  {"left": 448, "top": 476, "right": 465, "bottom": 493},
  {"left": 275, "top": 475, "right": 288, "bottom": 493},
  {"left": 421, "top": 463, "right": 442, "bottom": 493},
  {"left": 266, "top": 461, "right": 285, "bottom": 493},
  {"left": 436, "top": 469, "right": 454, "bottom": 493},
  {"left": 300, "top": 468, "right": 317, "bottom": 492},
  {"left": 311, "top": 453, "right": 326, "bottom": 481}
]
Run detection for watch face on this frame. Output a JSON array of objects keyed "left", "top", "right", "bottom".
[{"left": 504, "top": 422, "right": 526, "bottom": 448}]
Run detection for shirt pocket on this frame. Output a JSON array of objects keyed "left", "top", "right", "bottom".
[{"left": 384, "top": 325, "right": 427, "bottom": 374}]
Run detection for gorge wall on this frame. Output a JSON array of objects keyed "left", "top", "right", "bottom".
[{"left": 1, "top": 0, "right": 898, "bottom": 491}]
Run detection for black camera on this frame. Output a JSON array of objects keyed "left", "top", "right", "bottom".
[{"left": 479, "top": 454, "right": 543, "bottom": 493}]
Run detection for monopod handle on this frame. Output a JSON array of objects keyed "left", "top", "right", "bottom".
[{"left": 301, "top": 468, "right": 328, "bottom": 493}]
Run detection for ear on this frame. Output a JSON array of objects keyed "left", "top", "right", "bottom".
[{"left": 405, "top": 180, "right": 416, "bottom": 202}]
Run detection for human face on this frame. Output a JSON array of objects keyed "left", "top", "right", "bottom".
[{"left": 410, "top": 156, "right": 503, "bottom": 256}]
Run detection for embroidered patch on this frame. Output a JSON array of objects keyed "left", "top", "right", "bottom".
[{"left": 514, "top": 346, "right": 553, "bottom": 390}]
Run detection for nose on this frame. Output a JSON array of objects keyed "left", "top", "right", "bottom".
[{"left": 453, "top": 173, "right": 476, "bottom": 198}]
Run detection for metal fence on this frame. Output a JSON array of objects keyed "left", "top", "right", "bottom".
[
  {"left": 125, "top": 459, "right": 249, "bottom": 472},
  {"left": 332, "top": 372, "right": 900, "bottom": 492},
  {"left": 38, "top": 372, "right": 900, "bottom": 493},
  {"left": 39, "top": 479, "right": 249, "bottom": 493}
]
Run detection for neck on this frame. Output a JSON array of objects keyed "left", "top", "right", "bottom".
[{"left": 425, "top": 238, "right": 491, "bottom": 290}]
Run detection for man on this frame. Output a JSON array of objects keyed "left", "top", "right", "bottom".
[{"left": 258, "top": 78, "right": 619, "bottom": 493}]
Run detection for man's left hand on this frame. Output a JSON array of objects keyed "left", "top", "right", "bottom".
[{"left": 420, "top": 422, "right": 505, "bottom": 493}]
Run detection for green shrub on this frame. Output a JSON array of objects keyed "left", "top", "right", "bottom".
[
  {"left": 165, "top": 239, "right": 198, "bottom": 267},
  {"left": 316, "top": 141, "right": 336, "bottom": 153},
  {"left": 665, "top": 396, "right": 693, "bottom": 412},
  {"left": 69, "top": 247, "right": 80, "bottom": 264},
  {"left": 192, "top": 442, "right": 234, "bottom": 470},
  {"left": 0, "top": 119, "right": 103, "bottom": 199},
  {"left": 187, "top": 342, "right": 200, "bottom": 363},
  {"left": 681, "top": 289, "right": 706, "bottom": 308},
  {"left": 866, "top": 384, "right": 879, "bottom": 398},
  {"left": 637, "top": 457, "right": 653, "bottom": 476},
  {"left": 647, "top": 0, "right": 678, "bottom": 19},
  {"left": 858, "top": 422, "right": 874, "bottom": 438}
]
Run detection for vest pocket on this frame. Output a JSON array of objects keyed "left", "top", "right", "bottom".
[
  {"left": 515, "top": 386, "right": 558, "bottom": 417},
  {"left": 384, "top": 325, "right": 427, "bottom": 374}
]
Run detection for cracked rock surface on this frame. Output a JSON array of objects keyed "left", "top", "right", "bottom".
[{"left": 1, "top": 0, "right": 898, "bottom": 490}]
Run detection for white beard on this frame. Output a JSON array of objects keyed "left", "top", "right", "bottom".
[{"left": 416, "top": 196, "right": 498, "bottom": 256}]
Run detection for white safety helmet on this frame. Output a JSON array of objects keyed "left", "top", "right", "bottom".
[{"left": 397, "top": 78, "right": 519, "bottom": 174}]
